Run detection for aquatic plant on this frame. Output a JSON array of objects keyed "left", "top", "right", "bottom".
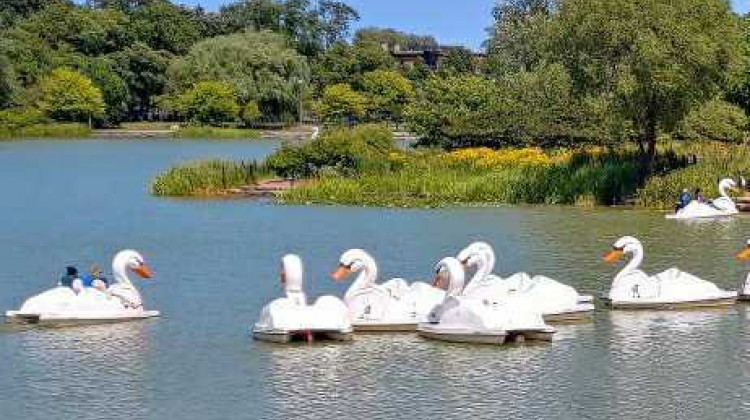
[{"left": 151, "top": 159, "right": 272, "bottom": 196}]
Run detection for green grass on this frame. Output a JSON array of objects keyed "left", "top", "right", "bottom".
[
  {"left": 173, "top": 126, "right": 261, "bottom": 139},
  {"left": 637, "top": 142, "right": 750, "bottom": 208},
  {"left": 150, "top": 159, "right": 273, "bottom": 197},
  {"left": 279, "top": 151, "right": 647, "bottom": 207},
  {"left": 0, "top": 123, "right": 91, "bottom": 139}
]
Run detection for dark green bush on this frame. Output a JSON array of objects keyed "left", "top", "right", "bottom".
[
  {"left": 677, "top": 99, "right": 748, "bottom": 143},
  {"left": 266, "top": 124, "right": 397, "bottom": 178}
]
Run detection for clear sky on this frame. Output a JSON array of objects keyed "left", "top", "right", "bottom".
[{"left": 91, "top": 0, "right": 750, "bottom": 51}]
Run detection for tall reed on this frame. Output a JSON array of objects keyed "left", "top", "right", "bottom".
[{"left": 151, "top": 159, "right": 271, "bottom": 196}]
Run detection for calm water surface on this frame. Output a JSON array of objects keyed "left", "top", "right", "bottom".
[{"left": 1, "top": 139, "right": 749, "bottom": 420}]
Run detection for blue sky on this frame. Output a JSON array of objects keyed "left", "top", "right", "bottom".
[{"left": 92, "top": 0, "right": 750, "bottom": 51}]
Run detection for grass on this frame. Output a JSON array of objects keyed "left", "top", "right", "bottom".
[
  {"left": 0, "top": 123, "right": 91, "bottom": 139},
  {"left": 637, "top": 142, "right": 750, "bottom": 208},
  {"left": 150, "top": 159, "right": 273, "bottom": 197},
  {"left": 173, "top": 126, "right": 261, "bottom": 139}
]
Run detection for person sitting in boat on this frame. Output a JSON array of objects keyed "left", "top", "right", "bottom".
[
  {"left": 675, "top": 189, "right": 692, "bottom": 212},
  {"left": 695, "top": 188, "right": 704, "bottom": 203},
  {"left": 59, "top": 266, "right": 79, "bottom": 288},
  {"left": 79, "top": 265, "right": 109, "bottom": 292}
]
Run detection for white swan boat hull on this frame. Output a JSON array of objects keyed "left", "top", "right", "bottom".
[
  {"left": 542, "top": 304, "right": 596, "bottom": 323},
  {"left": 417, "top": 324, "right": 554, "bottom": 344},
  {"left": 601, "top": 294, "right": 737, "bottom": 310},
  {"left": 5, "top": 309, "right": 160, "bottom": 325},
  {"left": 252, "top": 327, "right": 354, "bottom": 343}
]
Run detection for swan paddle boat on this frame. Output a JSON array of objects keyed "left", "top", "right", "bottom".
[
  {"left": 253, "top": 255, "right": 353, "bottom": 343},
  {"left": 417, "top": 257, "right": 554, "bottom": 345},
  {"left": 457, "top": 242, "right": 595, "bottom": 322},
  {"left": 602, "top": 236, "right": 737, "bottom": 309},
  {"left": 737, "top": 240, "right": 750, "bottom": 301},
  {"left": 6, "top": 250, "right": 158, "bottom": 324},
  {"left": 666, "top": 178, "right": 739, "bottom": 220},
  {"left": 331, "top": 249, "right": 445, "bottom": 332}
]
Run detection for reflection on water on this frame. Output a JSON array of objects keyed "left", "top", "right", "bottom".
[
  {"left": 6, "top": 322, "right": 154, "bottom": 420},
  {"left": 1, "top": 140, "right": 750, "bottom": 419}
]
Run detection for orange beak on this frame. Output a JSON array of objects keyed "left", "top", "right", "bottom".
[
  {"left": 603, "top": 249, "right": 624, "bottom": 264},
  {"left": 132, "top": 264, "right": 153, "bottom": 279},
  {"left": 330, "top": 265, "right": 352, "bottom": 282},
  {"left": 431, "top": 274, "right": 442, "bottom": 288},
  {"left": 736, "top": 246, "right": 750, "bottom": 261}
]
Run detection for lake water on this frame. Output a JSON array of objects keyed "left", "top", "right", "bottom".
[{"left": 1, "top": 139, "right": 749, "bottom": 420}]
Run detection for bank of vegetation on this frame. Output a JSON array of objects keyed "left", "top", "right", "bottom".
[
  {"left": 151, "top": 159, "right": 272, "bottom": 196},
  {"left": 151, "top": 0, "right": 750, "bottom": 209},
  {"left": 151, "top": 124, "right": 748, "bottom": 209}
]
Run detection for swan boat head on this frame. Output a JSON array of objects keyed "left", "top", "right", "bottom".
[
  {"left": 281, "top": 254, "right": 303, "bottom": 293},
  {"left": 719, "top": 178, "right": 738, "bottom": 196},
  {"left": 330, "top": 249, "right": 376, "bottom": 283},
  {"left": 603, "top": 236, "right": 643, "bottom": 265},
  {"left": 457, "top": 242, "right": 495, "bottom": 270},
  {"left": 112, "top": 250, "right": 152, "bottom": 285},
  {"left": 433, "top": 257, "right": 466, "bottom": 297}
]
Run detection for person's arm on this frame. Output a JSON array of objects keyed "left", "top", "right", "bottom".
[{"left": 71, "top": 278, "right": 84, "bottom": 294}]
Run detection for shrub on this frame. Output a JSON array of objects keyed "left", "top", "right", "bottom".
[
  {"left": 151, "top": 159, "right": 270, "bottom": 196},
  {"left": 0, "top": 108, "right": 48, "bottom": 129},
  {"left": 318, "top": 83, "right": 369, "bottom": 124},
  {"left": 266, "top": 124, "right": 396, "bottom": 178},
  {"left": 175, "top": 81, "right": 240, "bottom": 125},
  {"left": 677, "top": 99, "right": 748, "bottom": 143},
  {"left": 36, "top": 68, "right": 105, "bottom": 122}
]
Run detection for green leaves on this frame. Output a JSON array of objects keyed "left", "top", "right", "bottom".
[
  {"left": 167, "top": 30, "right": 309, "bottom": 122},
  {"left": 174, "top": 81, "right": 240, "bottom": 125},
  {"left": 36, "top": 68, "right": 105, "bottom": 122}
]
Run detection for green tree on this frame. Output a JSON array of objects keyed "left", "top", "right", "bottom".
[
  {"left": 440, "top": 47, "right": 477, "bottom": 75},
  {"left": 168, "top": 30, "right": 309, "bottom": 121},
  {"left": 354, "top": 27, "right": 437, "bottom": 51},
  {"left": 678, "top": 99, "right": 748, "bottom": 143},
  {"left": 16, "top": 1, "right": 131, "bottom": 55},
  {"left": 551, "top": 0, "right": 744, "bottom": 159},
  {"left": 175, "top": 81, "right": 239, "bottom": 125},
  {"left": 37, "top": 68, "right": 105, "bottom": 122},
  {"left": 0, "top": 0, "right": 47, "bottom": 30},
  {"left": 360, "top": 70, "right": 415, "bottom": 121},
  {"left": 486, "top": 0, "right": 553, "bottom": 75},
  {"left": 112, "top": 43, "right": 172, "bottom": 119},
  {"left": 128, "top": 0, "right": 204, "bottom": 54},
  {"left": 0, "top": 53, "right": 16, "bottom": 107},
  {"left": 78, "top": 57, "right": 130, "bottom": 124},
  {"left": 319, "top": 83, "right": 368, "bottom": 123}
]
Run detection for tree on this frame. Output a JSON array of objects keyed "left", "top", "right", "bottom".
[
  {"left": 486, "top": 0, "right": 554, "bottom": 75},
  {"left": 551, "top": 0, "right": 744, "bottom": 160},
  {"left": 37, "top": 68, "right": 105, "bottom": 122},
  {"left": 112, "top": 43, "right": 172, "bottom": 119},
  {"left": 678, "top": 99, "right": 748, "bottom": 143},
  {"left": 175, "top": 81, "right": 239, "bottom": 125},
  {"left": 354, "top": 27, "right": 437, "bottom": 51},
  {"left": 78, "top": 57, "right": 130, "bottom": 124},
  {"left": 317, "top": 0, "right": 360, "bottom": 48},
  {"left": 168, "top": 31, "right": 309, "bottom": 121},
  {"left": 0, "top": 53, "right": 16, "bottom": 108},
  {"left": 127, "top": 0, "right": 205, "bottom": 54},
  {"left": 319, "top": 83, "right": 368, "bottom": 123},
  {"left": 440, "top": 47, "right": 477, "bottom": 75},
  {"left": 360, "top": 70, "right": 415, "bottom": 121},
  {"left": 0, "top": 0, "right": 48, "bottom": 29},
  {"left": 406, "top": 66, "right": 608, "bottom": 148},
  {"left": 217, "top": 0, "right": 359, "bottom": 56},
  {"left": 16, "top": 1, "right": 131, "bottom": 55}
]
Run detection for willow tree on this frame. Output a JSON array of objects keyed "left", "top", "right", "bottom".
[
  {"left": 168, "top": 30, "right": 309, "bottom": 121},
  {"left": 552, "top": 0, "right": 744, "bottom": 160}
]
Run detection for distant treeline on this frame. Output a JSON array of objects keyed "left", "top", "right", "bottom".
[{"left": 1, "top": 0, "right": 750, "bottom": 158}]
